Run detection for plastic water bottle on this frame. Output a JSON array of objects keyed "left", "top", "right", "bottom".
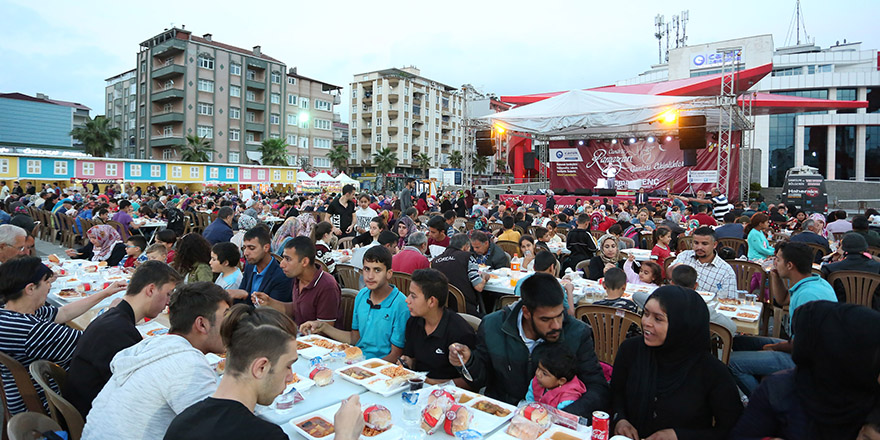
[{"left": 510, "top": 254, "right": 521, "bottom": 272}]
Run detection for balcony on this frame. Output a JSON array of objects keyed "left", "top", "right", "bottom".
[
  {"left": 387, "top": 142, "right": 398, "bottom": 150},
  {"left": 441, "top": 121, "right": 451, "bottom": 130},
  {"left": 361, "top": 126, "right": 372, "bottom": 135},
  {"left": 246, "top": 80, "right": 266, "bottom": 90},
  {"left": 442, "top": 136, "right": 452, "bottom": 144},
  {"left": 412, "top": 144, "right": 420, "bottom": 152},
  {"left": 245, "top": 100, "right": 265, "bottom": 111},
  {"left": 412, "top": 118, "right": 423, "bottom": 125},
  {"left": 152, "top": 39, "right": 186, "bottom": 57},
  {"left": 387, "top": 126, "right": 398, "bottom": 135},
  {"left": 361, "top": 112, "right": 372, "bottom": 120},
  {"left": 150, "top": 134, "right": 184, "bottom": 147},
  {"left": 151, "top": 88, "right": 184, "bottom": 102},
  {"left": 362, "top": 94, "right": 373, "bottom": 103},
  {"left": 245, "top": 122, "right": 265, "bottom": 132},
  {"left": 152, "top": 64, "right": 185, "bottom": 80},
  {"left": 442, "top": 107, "right": 451, "bottom": 116},
  {"left": 388, "top": 91, "right": 399, "bottom": 103},
  {"left": 388, "top": 109, "right": 398, "bottom": 120},
  {"left": 150, "top": 112, "right": 184, "bottom": 125},
  {"left": 412, "top": 128, "right": 421, "bottom": 137},
  {"left": 361, "top": 143, "right": 371, "bottom": 151},
  {"left": 412, "top": 98, "right": 421, "bottom": 106}
]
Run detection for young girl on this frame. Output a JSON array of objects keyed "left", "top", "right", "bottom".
[
  {"left": 314, "top": 221, "right": 349, "bottom": 273},
  {"left": 623, "top": 253, "right": 663, "bottom": 287},
  {"left": 651, "top": 227, "right": 674, "bottom": 279},
  {"left": 210, "top": 242, "right": 243, "bottom": 290},
  {"left": 519, "top": 235, "right": 537, "bottom": 271},
  {"left": 525, "top": 347, "right": 587, "bottom": 410}
]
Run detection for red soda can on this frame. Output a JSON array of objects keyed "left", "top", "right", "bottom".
[{"left": 591, "top": 411, "right": 609, "bottom": 440}]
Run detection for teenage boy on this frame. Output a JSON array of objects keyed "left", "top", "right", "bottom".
[
  {"left": 427, "top": 216, "right": 451, "bottom": 248},
  {"left": 401, "top": 269, "right": 476, "bottom": 387},
  {"left": 119, "top": 235, "right": 148, "bottom": 268},
  {"left": 82, "top": 283, "right": 232, "bottom": 440},
  {"left": 328, "top": 184, "right": 357, "bottom": 237},
  {"left": 66, "top": 261, "right": 182, "bottom": 417},
  {"left": 300, "top": 246, "right": 410, "bottom": 362},
  {"left": 111, "top": 200, "right": 140, "bottom": 235}
]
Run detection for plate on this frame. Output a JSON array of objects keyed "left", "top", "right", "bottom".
[
  {"left": 334, "top": 358, "right": 422, "bottom": 397},
  {"left": 715, "top": 303, "right": 761, "bottom": 322},
  {"left": 538, "top": 425, "right": 589, "bottom": 440},
  {"left": 137, "top": 320, "right": 169, "bottom": 338},
  {"left": 297, "top": 335, "right": 346, "bottom": 359},
  {"left": 696, "top": 290, "right": 716, "bottom": 303},
  {"left": 289, "top": 402, "right": 403, "bottom": 440},
  {"left": 420, "top": 386, "right": 516, "bottom": 437}
]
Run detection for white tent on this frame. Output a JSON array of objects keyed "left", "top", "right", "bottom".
[
  {"left": 313, "top": 172, "right": 335, "bottom": 182},
  {"left": 335, "top": 172, "right": 360, "bottom": 190},
  {"left": 480, "top": 89, "right": 715, "bottom": 137},
  {"left": 296, "top": 170, "right": 313, "bottom": 182}
]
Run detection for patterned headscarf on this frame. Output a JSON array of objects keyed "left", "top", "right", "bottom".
[
  {"left": 237, "top": 214, "right": 257, "bottom": 231},
  {"left": 271, "top": 217, "right": 299, "bottom": 254},
  {"left": 809, "top": 213, "right": 827, "bottom": 238},
  {"left": 87, "top": 225, "right": 123, "bottom": 262}
]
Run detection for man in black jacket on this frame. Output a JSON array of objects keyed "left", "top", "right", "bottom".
[
  {"left": 469, "top": 231, "right": 510, "bottom": 269},
  {"left": 565, "top": 213, "right": 597, "bottom": 270},
  {"left": 65, "top": 261, "right": 182, "bottom": 417},
  {"left": 821, "top": 233, "right": 880, "bottom": 309},
  {"left": 432, "top": 233, "right": 489, "bottom": 315},
  {"left": 449, "top": 273, "right": 609, "bottom": 417}
]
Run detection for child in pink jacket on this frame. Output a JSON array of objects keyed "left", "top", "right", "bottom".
[{"left": 524, "top": 347, "right": 587, "bottom": 410}]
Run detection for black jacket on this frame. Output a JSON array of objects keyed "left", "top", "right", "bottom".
[
  {"left": 238, "top": 259, "right": 293, "bottom": 303},
  {"left": 73, "top": 242, "right": 127, "bottom": 267},
  {"left": 566, "top": 227, "right": 597, "bottom": 268}
]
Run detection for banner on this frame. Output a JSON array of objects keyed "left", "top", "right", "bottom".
[{"left": 548, "top": 135, "right": 740, "bottom": 198}]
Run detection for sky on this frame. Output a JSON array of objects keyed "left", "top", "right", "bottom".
[{"left": 1, "top": 0, "right": 877, "bottom": 121}]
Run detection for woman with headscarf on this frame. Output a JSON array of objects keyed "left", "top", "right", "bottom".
[
  {"left": 587, "top": 234, "right": 625, "bottom": 280},
  {"left": 295, "top": 208, "right": 317, "bottom": 239},
  {"left": 611, "top": 286, "right": 742, "bottom": 440},
  {"left": 64, "top": 224, "right": 127, "bottom": 266},
  {"left": 271, "top": 216, "right": 299, "bottom": 254},
  {"left": 439, "top": 193, "right": 453, "bottom": 213},
  {"left": 730, "top": 300, "right": 880, "bottom": 440},
  {"left": 230, "top": 214, "right": 258, "bottom": 250},
  {"left": 464, "top": 190, "right": 474, "bottom": 212},
  {"left": 809, "top": 213, "right": 827, "bottom": 238},
  {"left": 415, "top": 192, "right": 428, "bottom": 216},
  {"left": 454, "top": 191, "right": 468, "bottom": 218},
  {"left": 396, "top": 215, "right": 413, "bottom": 249}
]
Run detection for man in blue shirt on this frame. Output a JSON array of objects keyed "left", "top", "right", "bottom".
[
  {"left": 228, "top": 226, "right": 292, "bottom": 304},
  {"left": 714, "top": 212, "right": 745, "bottom": 239},
  {"left": 202, "top": 207, "right": 234, "bottom": 245},
  {"left": 728, "top": 241, "right": 837, "bottom": 395},
  {"left": 300, "top": 245, "right": 410, "bottom": 361},
  {"left": 789, "top": 219, "right": 830, "bottom": 262}
]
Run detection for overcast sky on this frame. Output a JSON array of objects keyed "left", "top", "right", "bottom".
[{"left": 2, "top": 0, "right": 876, "bottom": 120}]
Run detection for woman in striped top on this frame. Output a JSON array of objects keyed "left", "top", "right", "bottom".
[{"left": 0, "top": 257, "right": 125, "bottom": 414}]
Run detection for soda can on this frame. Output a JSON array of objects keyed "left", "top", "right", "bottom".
[{"left": 591, "top": 411, "right": 609, "bottom": 440}]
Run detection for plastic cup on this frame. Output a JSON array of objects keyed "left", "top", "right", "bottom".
[{"left": 408, "top": 377, "right": 424, "bottom": 391}]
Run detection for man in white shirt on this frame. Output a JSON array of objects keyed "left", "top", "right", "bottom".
[
  {"left": 82, "top": 282, "right": 232, "bottom": 440},
  {"left": 240, "top": 187, "right": 254, "bottom": 203}
]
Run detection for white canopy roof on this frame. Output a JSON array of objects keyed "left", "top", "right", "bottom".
[
  {"left": 245, "top": 151, "right": 263, "bottom": 164},
  {"left": 335, "top": 172, "right": 358, "bottom": 183},
  {"left": 480, "top": 89, "right": 711, "bottom": 136},
  {"left": 313, "top": 172, "right": 335, "bottom": 182},
  {"left": 296, "top": 170, "right": 313, "bottom": 181}
]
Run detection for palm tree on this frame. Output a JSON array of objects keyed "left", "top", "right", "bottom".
[
  {"left": 473, "top": 154, "right": 490, "bottom": 175},
  {"left": 372, "top": 148, "right": 398, "bottom": 191},
  {"left": 414, "top": 153, "right": 432, "bottom": 177},
  {"left": 70, "top": 116, "right": 121, "bottom": 157},
  {"left": 448, "top": 150, "right": 463, "bottom": 169},
  {"left": 495, "top": 158, "right": 507, "bottom": 173},
  {"left": 179, "top": 135, "right": 215, "bottom": 162},
  {"left": 327, "top": 144, "right": 351, "bottom": 173},
  {"left": 297, "top": 156, "right": 312, "bottom": 172},
  {"left": 258, "top": 138, "right": 290, "bottom": 166}
]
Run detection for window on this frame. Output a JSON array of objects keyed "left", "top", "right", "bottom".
[
  {"left": 230, "top": 85, "right": 241, "bottom": 97},
  {"left": 271, "top": 72, "right": 281, "bottom": 84},
  {"left": 26, "top": 160, "right": 40, "bottom": 174},
  {"left": 300, "top": 137, "right": 309, "bottom": 149},
  {"left": 287, "top": 170, "right": 294, "bottom": 180},
  {"left": 376, "top": 134, "right": 382, "bottom": 142},
  {"left": 52, "top": 161, "right": 66, "bottom": 175},
  {"left": 287, "top": 77, "right": 296, "bottom": 85},
  {"left": 314, "top": 138, "right": 332, "bottom": 149},
  {"left": 229, "top": 129, "right": 240, "bottom": 141},
  {"left": 229, "top": 107, "right": 241, "bottom": 119},
  {"left": 271, "top": 93, "right": 281, "bottom": 104},
  {"left": 127, "top": 164, "right": 141, "bottom": 177},
  {"left": 230, "top": 63, "right": 241, "bottom": 76},
  {"left": 351, "top": 121, "right": 357, "bottom": 128},
  {"left": 172, "top": 166, "right": 182, "bottom": 178},
  {"left": 404, "top": 118, "right": 408, "bottom": 126},
  {"left": 300, "top": 98, "right": 309, "bottom": 109},
  {"left": 273, "top": 170, "right": 281, "bottom": 180},
  {"left": 82, "top": 162, "right": 95, "bottom": 176},
  {"left": 190, "top": 167, "right": 199, "bottom": 178},
  {"left": 246, "top": 90, "right": 257, "bottom": 102},
  {"left": 0, "top": 159, "right": 7, "bottom": 174},
  {"left": 246, "top": 70, "right": 256, "bottom": 80},
  {"left": 287, "top": 94, "right": 297, "bottom": 105},
  {"left": 300, "top": 119, "right": 309, "bottom": 129},
  {"left": 269, "top": 133, "right": 280, "bottom": 139},
  {"left": 246, "top": 132, "right": 255, "bottom": 142},
  {"left": 313, "top": 157, "right": 331, "bottom": 168},
  {"left": 151, "top": 165, "right": 161, "bottom": 177},
  {"left": 287, "top": 114, "right": 297, "bottom": 125},
  {"left": 258, "top": 170, "right": 266, "bottom": 180},
  {"left": 197, "top": 125, "right": 213, "bottom": 139},
  {"left": 229, "top": 151, "right": 240, "bottom": 163},
  {"left": 243, "top": 169, "right": 252, "bottom": 179},
  {"left": 197, "top": 79, "right": 214, "bottom": 92},
  {"left": 287, "top": 134, "right": 297, "bottom": 145},
  {"left": 106, "top": 163, "right": 118, "bottom": 176},
  {"left": 197, "top": 102, "right": 214, "bottom": 115},
  {"left": 163, "top": 103, "right": 173, "bottom": 113},
  {"left": 246, "top": 112, "right": 256, "bottom": 122},
  {"left": 376, "top": 118, "right": 382, "bottom": 126},
  {"left": 197, "top": 55, "right": 214, "bottom": 70},
  {"left": 314, "top": 119, "right": 332, "bottom": 130},
  {"left": 210, "top": 167, "right": 219, "bottom": 179},
  {"left": 130, "top": 101, "right": 136, "bottom": 112},
  {"left": 163, "top": 148, "right": 174, "bottom": 160},
  {"left": 315, "top": 99, "right": 332, "bottom": 111},
  {"left": 226, "top": 168, "right": 235, "bottom": 179},
  {"left": 270, "top": 114, "right": 280, "bottom": 125}
]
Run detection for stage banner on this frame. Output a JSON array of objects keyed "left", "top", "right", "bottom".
[{"left": 548, "top": 134, "right": 740, "bottom": 198}]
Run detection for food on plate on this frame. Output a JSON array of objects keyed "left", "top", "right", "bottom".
[
  {"left": 737, "top": 311, "right": 759, "bottom": 320},
  {"left": 84, "top": 265, "right": 98, "bottom": 273},
  {"left": 309, "top": 366, "right": 333, "bottom": 386},
  {"left": 215, "top": 358, "right": 226, "bottom": 374},
  {"left": 340, "top": 367, "right": 375, "bottom": 380},
  {"left": 286, "top": 372, "right": 300, "bottom": 386},
  {"left": 718, "top": 305, "right": 738, "bottom": 312},
  {"left": 297, "top": 417, "right": 334, "bottom": 438},
  {"left": 718, "top": 298, "right": 742, "bottom": 305},
  {"left": 488, "top": 274, "right": 500, "bottom": 279},
  {"left": 443, "top": 404, "right": 472, "bottom": 435},
  {"left": 471, "top": 400, "right": 511, "bottom": 417},
  {"left": 48, "top": 254, "right": 60, "bottom": 264},
  {"left": 505, "top": 418, "right": 547, "bottom": 440},
  {"left": 548, "top": 431, "right": 580, "bottom": 440},
  {"left": 296, "top": 340, "right": 312, "bottom": 350},
  {"left": 58, "top": 289, "right": 82, "bottom": 298},
  {"left": 344, "top": 346, "right": 363, "bottom": 361},
  {"left": 362, "top": 360, "right": 388, "bottom": 369},
  {"left": 457, "top": 392, "right": 475, "bottom": 404},
  {"left": 379, "top": 365, "right": 411, "bottom": 378},
  {"left": 421, "top": 402, "right": 446, "bottom": 434},
  {"left": 363, "top": 405, "right": 392, "bottom": 432},
  {"left": 146, "top": 328, "right": 169, "bottom": 337},
  {"left": 521, "top": 403, "right": 551, "bottom": 425},
  {"left": 97, "top": 261, "right": 107, "bottom": 267},
  {"left": 307, "top": 338, "right": 338, "bottom": 350}
]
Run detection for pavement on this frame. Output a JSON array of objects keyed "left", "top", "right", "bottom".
[{"left": 34, "top": 238, "right": 69, "bottom": 258}]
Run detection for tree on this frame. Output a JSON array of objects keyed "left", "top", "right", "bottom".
[
  {"left": 179, "top": 135, "right": 215, "bottom": 162},
  {"left": 327, "top": 144, "right": 351, "bottom": 173},
  {"left": 372, "top": 148, "right": 398, "bottom": 191},
  {"left": 414, "top": 153, "right": 432, "bottom": 177},
  {"left": 495, "top": 158, "right": 507, "bottom": 173},
  {"left": 297, "top": 156, "right": 313, "bottom": 172},
  {"left": 70, "top": 116, "right": 121, "bottom": 157},
  {"left": 473, "top": 154, "right": 489, "bottom": 175},
  {"left": 258, "top": 138, "right": 290, "bottom": 166},
  {"left": 448, "top": 150, "right": 463, "bottom": 169}
]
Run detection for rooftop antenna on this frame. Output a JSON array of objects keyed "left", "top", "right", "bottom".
[
  {"left": 785, "top": 0, "right": 812, "bottom": 46},
  {"left": 679, "top": 10, "right": 689, "bottom": 47},
  {"left": 665, "top": 20, "right": 671, "bottom": 61},
  {"left": 654, "top": 14, "right": 666, "bottom": 64},
  {"left": 672, "top": 14, "right": 680, "bottom": 48}
]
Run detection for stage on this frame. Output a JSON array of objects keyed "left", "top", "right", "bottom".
[{"left": 499, "top": 194, "right": 671, "bottom": 212}]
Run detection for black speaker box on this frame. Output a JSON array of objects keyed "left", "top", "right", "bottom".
[
  {"left": 679, "top": 115, "right": 707, "bottom": 150},
  {"left": 574, "top": 188, "right": 592, "bottom": 196},
  {"left": 523, "top": 152, "right": 536, "bottom": 170},
  {"left": 682, "top": 149, "right": 697, "bottom": 166},
  {"left": 595, "top": 189, "right": 617, "bottom": 197}
]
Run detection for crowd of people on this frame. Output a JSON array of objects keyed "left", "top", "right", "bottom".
[{"left": 0, "top": 177, "right": 878, "bottom": 440}]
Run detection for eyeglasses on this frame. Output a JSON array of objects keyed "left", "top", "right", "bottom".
[{"left": 1, "top": 244, "right": 27, "bottom": 252}]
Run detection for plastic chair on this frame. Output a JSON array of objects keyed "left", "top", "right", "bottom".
[
  {"left": 316, "top": 259, "right": 329, "bottom": 274},
  {"left": 105, "top": 220, "right": 129, "bottom": 241},
  {"left": 664, "top": 257, "right": 676, "bottom": 281},
  {"left": 487, "top": 223, "right": 503, "bottom": 233},
  {"left": 590, "top": 230, "right": 604, "bottom": 240},
  {"left": 619, "top": 237, "right": 635, "bottom": 249},
  {"left": 335, "top": 264, "right": 362, "bottom": 290},
  {"left": 826, "top": 270, "right": 880, "bottom": 308},
  {"left": 270, "top": 253, "right": 283, "bottom": 263},
  {"left": 495, "top": 240, "right": 521, "bottom": 258},
  {"left": 677, "top": 236, "right": 694, "bottom": 251},
  {"left": 447, "top": 285, "right": 467, "bottom": 313},
  {"left": 867, "top": 247, "right": 880, "bottom": 258},
  {"left": 575, "top": 305, "right": 642, "bottom": 366},
  {"left": 7, "top": 412, "right": 62, "bottom": 440},
  {"left": 575, "top": 259, "right": 590, "bottom": 273},
  {"left": 717, "top": 238, "right": 747, "bottom": 257},
  {"left": 495, "top": 294, "right": 520, "bottom": 311},
  {"left": 805, "top": 243, "right": 829, "bottom": 262},
  {"left": 28, "top": 361, "right": 83, "bottom": 440},
  {"left": 338, "top": 288, "right": 358, "bottom": 331},
  {"left": 390, "top": 272, "right": 412, "bottom": 296},
  {"left": 336, "top": 237, "right": 355, "bottom": 250},
  {"left": 458, "top": 313, "right": 482, "bottom": 332},
  {"left": 0, "top": 352, "right": 45, "bottom": 416},
  {"left": 709, "top": 322, "right": 733, "bottom": 365}
]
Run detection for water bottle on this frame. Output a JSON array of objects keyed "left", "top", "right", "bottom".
[{"left": 510, "top": 253, "right": 521, "bottom": 272}]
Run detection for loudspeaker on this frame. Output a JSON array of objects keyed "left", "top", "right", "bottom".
[
  {"left": 523, "top": 152, "right": 536, "bottom": 170},
  {"left": 682, "top": 149, "right": 697, "bottom": 167},
  {"left": 574, "top": 188, "right": 592, "bottom": 196},
  {"left": 595, "top": 189, "right": 617, "bottom": 197},
  {"left": 679, "top": 115, "right": 707, "bottom": 150},
  {"left": 553, "top": 188, "right": 569, "bottom": 195}
]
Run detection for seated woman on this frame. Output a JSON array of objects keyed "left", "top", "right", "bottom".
[
  {"left": 172, "top": 233, "right": 214, "bottom": 283},
  {"left": 587, "top": 234, "right": 625, "bottom": 281},
  {"left": 271, "top": 216, "right": 299, "bottom": 255},
  {"left": 611, "top": 286, "right": 742, "bottom": 440},
  {"left": 519, "top": 235, "right": 537, "bottom": 271},
  {"left": 314, "top": 221, "right": 350, "bottom": 273},
  {"left": 0, "top": 257, "right": 125, "bottom": 415},
  {"left": 64, "top": 224, "right": 127, "bottom": 267},
  {"left": 746, "top": 213, "right": 775, "bottom": 260},
  {"left": 730, "top": 300, "right": 880, "bottom": 440}
]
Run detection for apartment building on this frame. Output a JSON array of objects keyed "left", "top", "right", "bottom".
[
  {"left": 118, "top": 27, "right": 340, "bottom": 169},
  {"left": 349, "top": 67, "right": 465, "bottom": 174},
  {"left": 0, "top": 92, "right": 91, "bottom": 153},
  {"left": 333, "top": 119, "right": 349, "bottom": 149},
  {"left": 105, "top": 69, "right": 138, "bottom": 156}
]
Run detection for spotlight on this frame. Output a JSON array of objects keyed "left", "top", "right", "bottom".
[
  {"left": 629, "top": 137, "right": 637, "bottom": 145},
  {"left": 666, "top": 136, "right": 673, "bottom": 142},
  {"left": 647, "top": 136, "right": 655, "bottom": 143},
  {"left": 611, "top": 139, "right": 618, "bottom": 145},
  {"left": 660, "top": 109, "right": 677, "bottom": 124},
  {"left": 578, "top": 140, "right": 584, "bottom": 146}
]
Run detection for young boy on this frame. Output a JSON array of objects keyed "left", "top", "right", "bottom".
[
  {"left": 155, "top": 229, "right": 177, "bottom": 264},
  {"left": 144, "top": 243, "right": 167, "bottom": 262},
  {"left": 592, "top": 267, "right": 639, "bottom": 314},
  {"left": 210, "top": 242, "right": 243, "bottom": 290},
  {"left": 119, "top": 235, "right": 148, "bottom": 268},
  {"left": 299, "top": 245, "right": 410, "bottom": 361},
  {"left": 525, "top": 347, "right": 586, "bottom": 410}
]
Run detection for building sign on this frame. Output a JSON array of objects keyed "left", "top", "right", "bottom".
[
  {"left": 549, "top": 148, "right": 584, "bottom": 162},
  {"left": 692, "top": 51, "right": 742, "bottom": 68},
  {"left": 687, "top": 170, "right": 718, "bottom": 184}
]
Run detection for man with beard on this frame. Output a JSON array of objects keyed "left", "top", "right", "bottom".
[
  {"left": 668, "top": 226, "right": 737, "bottom": 299},
  {"left": 448, "top": 272, "right": 608, "bottom": 418}
]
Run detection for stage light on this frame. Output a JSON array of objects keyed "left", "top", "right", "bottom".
[
  {"left": 666, "top": 136, "right": 673, "bottom": 142},
  {"left": 647, "top": 136, "right": 655, "bottom": 143},
  {"left": 629, "top": 137, "right": 637, "bottom": 145},
  {"left": 578, "top": 140, "right": 584, "bottom": 146},
  {"left": 660, "top": 109, "right": 677, "bottom": 124},
  {"left": 611, "top": 139, "right": 618, "bottom": 144},
  {"left": 494, "top": 125, "right": 505, "bottom": 135}
]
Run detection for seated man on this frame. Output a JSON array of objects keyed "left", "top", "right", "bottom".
[
  {"left": 564, "top": 214, "right": 597, "bottom": 271},
  {"left": 820, "top": 233, "right": 880, "bottom": 309},
  {"left": 427, "top": 215, "right": 450, "bottom": 248},
  {"left": 469, "top": 230, "right": 510, "bottom": 270},
  {"left": 202, "top": 206, "right": 235, "bottom": 245},
  {"left": 392, "top": 231, "right": 430, "bottom": 274},
  {"left": 66, "top": 261, "right": 182, "bottom": 417},
  {"left": 432, "top": 233, "right": 490, "bottom": 316},
  {"left": 449, "top": 273, "right": 609, "bottom": 418},
  {"left": 300, "top": 246, "right": 410, "bottom": 362},
  {"left": 401, "top": 269, "right": 476, "bottom": 388},
  {"left": 728, "top": 242, "right": 837, "bottom": 396},
  {"left": 82, "top": 282, "right": 232, "bottom": 440},
  {"left": 164, "top": 305, "right": 365, "bottom": 440},
  {"left": 789, "top": 219, "right": 830, "bottom": 262},
  {"left": 668, "top": 227, "right": 737, "bottom": 299},
  {"left": 714, "top": 212, "right": 744, "bottom": 240},
  {"left": 228, "top": 226, "right": 293, "bottom": 304}
]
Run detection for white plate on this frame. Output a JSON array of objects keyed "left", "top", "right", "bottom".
[
  {"left": 461, "top": 395, "right": 517, "bottom": 435},
  {"left": 297, "top": 335, "right": 345, "bottom": 359},
  {"left": 715, "top": 303, "right": 761, "bottom": 322},
  {"left": 289, "top": 401, "right": 404, "bottom": 440},
  {"left": 334, "top": 358, "right": 421, "bottom": 397},
  {"left": 137, "top": 320, "right": 169, "bottom": 337},
  {"left": 538, "top": 425, "right": 589, "bottom": 439}
]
